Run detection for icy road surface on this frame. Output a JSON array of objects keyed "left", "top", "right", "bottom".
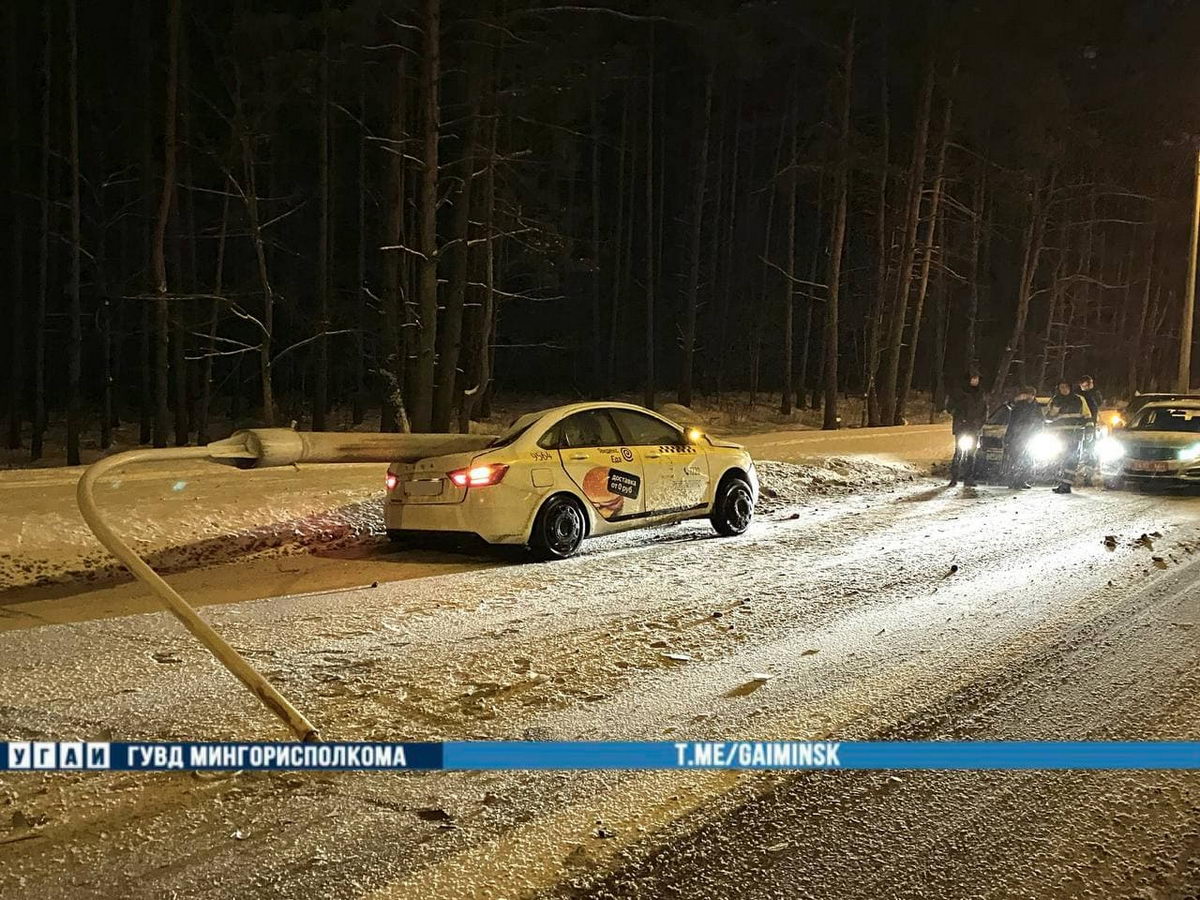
[{"left": 3, "top": 468, "right": 1200, "bottom": 899}]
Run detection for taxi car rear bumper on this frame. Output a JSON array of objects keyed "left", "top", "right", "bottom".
[{"left": 385, "top": 482, "right": 547, "bottom": 544}]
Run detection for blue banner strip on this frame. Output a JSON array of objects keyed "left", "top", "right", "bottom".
[
  {"left": 443, "top": 740, "right": 1200, "bottom": 770},
  {"left": 4, "top": 740, "right": 1199, "bottom": 772}
]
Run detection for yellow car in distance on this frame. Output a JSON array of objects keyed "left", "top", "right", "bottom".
[{"left": 384, "top": 402, "right": 758, "bottom": 559}]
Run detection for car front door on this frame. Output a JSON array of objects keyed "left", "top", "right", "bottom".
[
  {"left": 609, "top": 408, "right": 710, "bottom": 515},
  {"left": 554, "top": 410, "right": 646, "bottom": 522}
]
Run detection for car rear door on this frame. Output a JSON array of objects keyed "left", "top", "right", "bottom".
[
  {"left": 555, "top": 410, "right": 645, "bottom": 522},
  {"left": 609, "top": 408, "right": 710, "bottom": 515}
]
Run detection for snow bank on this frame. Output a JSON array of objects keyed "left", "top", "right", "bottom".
[
  {"left": 755, "top": 458, "right": 919, "bottom": 513},
  {"left": 1, "top": 495, "right": 387, "bottom": 594}
]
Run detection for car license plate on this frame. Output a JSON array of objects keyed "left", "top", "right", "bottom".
[
  {"left": 1126, "top": 459, "right": 1172, "bottom": 473},
  {"left": 405, "top": 478, "right": 443, "bottom": 496}
]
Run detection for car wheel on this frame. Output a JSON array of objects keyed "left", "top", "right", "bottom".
[
  {"left": 529, "top": 495, "right": 587, "bottom": 560},
  {"left": 711, "top": 475, "right": 754, "bottom": 537},
  {"left": 1103, "top": 477, "right": 1123, "bottom": 490}
]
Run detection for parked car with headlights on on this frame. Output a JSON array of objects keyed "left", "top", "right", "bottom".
[
  {"left": 1096, "top": 399, "right": 1200, "bottom": 488},
  {"left": 975, "top": 397, "right": 1051, "bottom": 482}
]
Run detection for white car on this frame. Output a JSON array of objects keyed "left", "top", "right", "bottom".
[
  {"left": 384, "top": 402, "right": 758, "bottom": 559},
  {"left": 1098, "top": 399, "right": 1200, "bottom": 486}
]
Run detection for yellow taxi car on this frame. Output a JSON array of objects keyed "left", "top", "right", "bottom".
[{"left": 384, "top": 402, "right": 758, "bottom": 559}]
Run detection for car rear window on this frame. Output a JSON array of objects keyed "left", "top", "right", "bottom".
[{"left": 488, "top": 413, "right": 540, "bottom": 448}]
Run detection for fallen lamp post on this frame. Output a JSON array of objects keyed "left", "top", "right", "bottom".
[{"left": 76, "top": 428, "right": 494, "bottom": 743}]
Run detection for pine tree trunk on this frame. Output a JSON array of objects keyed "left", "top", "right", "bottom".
[
  {"left": 878, "top": 55, "right": 934, "bottom": 424},
  {"left": 31, "top": 0, "right": 52, "bottom": 461},
  {"left": 780, "top": 99, "right": 798, "bottom": 417},
  {"left": 928, "top": 237, "right": 948, "bottom": 424},
  {"left": 66, "top": 0, "right": 82, "bottom": 466},
  {"left": 714, "top": 85, "right": 741, "bottom": 398},
  {"left": 431, "top": 90, "right": 477, "bottom": 431},
  {"left": 589, "top": 71, "right": 604, "bottom": 397},
  {"left": 865, "top": 5, "right": 890, "bottom": 426},
  {"left": 607, "top": 89, "right": 629, "bottom": 386},
  {"left": 151, "top": 0, "right": 181, "bottom": 448},
  {"left": 197, "top": 190, "right": 228, "bottom": 445},
  {"left": 352, "top": 62, "right": 367, "bottom": 426},
  {"left": 965, "top": 163, "right": 985, "bottom": 370},
  {"left": 179, "top": 30, "right": 197, "bottom": 442},
  {"left": 679, "top": 66, "right": 713, "bottom": 407},
  {"left": 380, "top": 54, "right": 407, "bottom": 432},
  {"left": 5, "top": 2, "right": 24, "bottom": 450},
  {"left": 990, "top": 170, "right": 1053, "bottom": 399},
  {"left": 137, "top": 12, "right": 153, "bottom": 446},
  {"left": 703, "top": 81, "right": 726, "bottom": 397},
  {"left": 238, "top": 126, "right": 275, "bottom": 427},
  {"left": 823, "top": 16, "right": 854, "bottom": 430},
  {"left": 409, "top": 0, "right": 441, "bottom": 433},
  {"left": 461, "top": 102, "right": 499, "bottom": 431},
  {"left": 313, "top": 0, "right": 331, "bottom": 432},
  {"left": 170, "top": 193, "right": 187, "bottom": 446},
  {"left": 896, "top": 60, "right": 954, "bottom": 419},
  {"left": 642, "top": 29, "right": 656, "bottom": 410},
  {"left": 1129, "top": 224, "right": 1156, "bottom": 394},
  {"left": 754, "top": 101, "right": 789, "bottom": 407},
  {"left": 798, "top": 176, "right": 825, "bottom": 412},
  {"left": 94, "top": 168, "right": 113, "bottom": 450}
]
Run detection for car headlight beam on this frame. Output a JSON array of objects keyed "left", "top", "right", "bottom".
[
  {"left": 1027, "top": 432, "right": 1063, "bottom": 462},
  {"left": 957, "top": 434, "right": 976, "bottom": 452},
  {"left": 1178, "top": 442, "right": 1200, "bottom": 462},
  {"left": 1096, "top": 437, "right": 1125, "bottom": 464}
]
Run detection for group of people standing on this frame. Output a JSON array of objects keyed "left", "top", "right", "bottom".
[{"left": 946, "top": 373, "right": 1103, "bottom": 493}]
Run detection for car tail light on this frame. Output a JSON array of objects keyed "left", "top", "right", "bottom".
[
  {"left": 448, "top": 463, "right": 509, "bottom": 487},
  {"left": 385, "top": 472, "right": 398, "bottom": 492}
]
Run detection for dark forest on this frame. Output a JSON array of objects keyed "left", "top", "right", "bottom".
[{"left": 4, "top": 0, "right": 1200, "bottom": 464}]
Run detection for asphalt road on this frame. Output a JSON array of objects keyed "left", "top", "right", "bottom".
[{"left": 2, "top": 469, "right": 1199, "bottom": 899}]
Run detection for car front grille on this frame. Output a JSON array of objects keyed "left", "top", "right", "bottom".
[{"left": 1125, "top": 445, "right": 1179, "bottom": 461}]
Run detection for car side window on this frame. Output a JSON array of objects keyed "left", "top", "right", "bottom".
[
  {"left": 611, "top": 409, "right": 683, "bottom": 446},
  {"left": 536, "top": 423, "right": 561, "bottom": 450},
  {"left": 559, "top": 411, "right": 622, "bottom": 449}
]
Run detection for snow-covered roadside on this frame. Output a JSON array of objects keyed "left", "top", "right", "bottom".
[
  {"left": 0, "top": 436, "right": 930, "bottom": 598},
  {"left": 0, "top": 461, "right": 387, "bottom": 593}
]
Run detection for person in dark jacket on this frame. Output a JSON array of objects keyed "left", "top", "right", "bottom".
[
  {"left": 946, "top": 372, "right": 987, "bottom": 487},
  {"left": 1003, "top": 386, "right": 1045, "bottom": 489},
  {"left": 1076, "top": 375, "right": 1103, "bottom": 484},
  {"left": 1046, "top": 380, "right": 1093, "bottom": 494},
  {"left": 1077, "top": 375, "right": 1103, "bottom": 424}
]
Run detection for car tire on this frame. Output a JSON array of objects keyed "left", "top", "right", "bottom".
[
  {"left": 1103, "top": 477, "right": 1123, "bottom": 490},
  {"left": 711, "top": 475, "right": 754, "bottom": 537},
  {"left": 528, "top": 495, "right": 587, "bottom": 560}
]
